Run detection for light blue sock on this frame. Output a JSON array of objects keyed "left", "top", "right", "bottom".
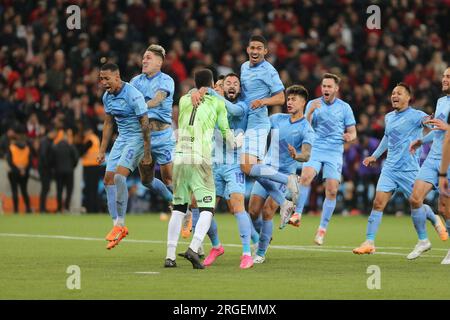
[
  {"left": 253, "top": 214, "right": 263, "bottom": 234},
  {"left": 143, "top": 178, "right": 173, "bottom": 202},
  {"left": 191, "top": 207, "right": 200, "bottom": 232},
  {"left": 235, "top": 212, "right": 251, "bottom": 254},
  {"left": 295, "top": 185, "right": 311, "bottom": 213},
  {"left": 255, "top": 177, "right": 285, "bottom": 206},
  {"left": 411, "top": 206, "right": 428, "bottom": 240},
  {"left": 250, "top": 164, "right": 289, "bottom": 184},
  {"left": 207, "top": 217, "right": 220, "bottom": 247},
  {"left": 114, "top": 174, "right": 128, "bottom": 225},
  {"left": 446, "top": 219, "right": 450, "bottom": 234},
  {"left": 246, "top": 212, "right": 260, "bottom": 244},
  {"left": 257, "top": 219, "right": 273, "bottom": 257},
  {"left": 105, "top": 185, "right": 118, "bottom": 221},
  {"left": 366, "top": 210, "right": 383, "bottom": 241},
  {"left": 319, "top": 198, "right": 337, "bottom": 229},
  {"left": 423, "top": 204, "right": 437, "bottom": 226}
]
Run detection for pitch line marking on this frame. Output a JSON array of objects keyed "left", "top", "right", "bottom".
[{"left": 0, "top": 233, "right": 447, "bottom": 258}]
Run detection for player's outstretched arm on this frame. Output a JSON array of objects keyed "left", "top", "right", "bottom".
[
  {"left": 146, "top": 90, "right": 167, "bottom": 108},
  {"left": 97, "top": 114, "right": 114, "bottom": 164},
  {"left": 371, "top": 135, "right": 388, "bottom": 160},
  {"left": 251, "top": 91, "right": 285, "bottom": 109}
]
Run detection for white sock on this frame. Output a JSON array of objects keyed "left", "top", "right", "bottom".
[
  {"left": 116, "top": 216, "right": 125, "bottom": 226},
  {"left": 189, "top": 211, "right": 213, "bottom": 253},
  {"left": 166, "top": 210, "right": 185, "bottom": 260}
]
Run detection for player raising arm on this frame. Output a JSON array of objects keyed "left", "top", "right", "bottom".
[
  {"left": 165, "top": 69, "right": 240, "bottom": 269},
  {"left": 408, "top": 67, "right": 450, "bottom": 261},
  {"left": 287, "top": 73, "right": 357, "bottom": 246},
  {"left": 353, "top": 83, "right": 447, "bottom": 256}
]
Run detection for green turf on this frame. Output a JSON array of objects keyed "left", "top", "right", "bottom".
[{"left": 0, "top": 213, "right": 449, "bottom": 299}]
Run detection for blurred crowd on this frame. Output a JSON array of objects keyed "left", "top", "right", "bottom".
[{"left": 0, "top": 0, "right": 449, "bottom": 214}]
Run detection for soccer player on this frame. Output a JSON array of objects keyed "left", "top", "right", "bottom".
[
  {"left": 249, "top": 85, "right": 314, "bottom": 263},
  {"left": 287, "top": 73, "right": 357, "bottom": 245},
  {"left": 130, "top": 44, "right": 174, "bottom": 207},
  {"left": 238, "top": 35, "right": 301, "bottom": 211},
  {"left": 165, "top": 69, "right": 239, "bottom": 269},
  {"left": 201, "top": 73, "right": 256, "bottom": 269},
  {"left": 408, "top": 68, "right": 450, "bottom": 260},
  {"left": 187, "top": 74, "right": 258, "bottom": 268},
  {"left": 190, "top": 36, "right": 295, "bottom": 221},
  {"left": 438, "top": 117, "right": 450, "bottom": 264},
  {"left": 352, "top": 83, "right": 448, "bottom": 255},
  {"left": 97, "top": 63, "right": 151, "bottom": 250}
]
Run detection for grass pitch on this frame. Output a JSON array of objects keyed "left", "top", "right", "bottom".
[{"left": 0, "top": 213, "right": 449, "bottom": 300}]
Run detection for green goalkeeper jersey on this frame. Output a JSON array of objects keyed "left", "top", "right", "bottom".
[{"left": 176, "top": 93, "right": 232, "bottom": 164}]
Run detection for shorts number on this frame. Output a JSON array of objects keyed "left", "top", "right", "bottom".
[
  {"left": 235, "top": 172, "right": 244, "bottom": 184},
  {"left": 126, "top": 149, "right": 134, "bottom": 160}
]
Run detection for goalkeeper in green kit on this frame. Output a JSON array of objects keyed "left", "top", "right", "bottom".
[{"left": 164, "top": 69, "right": 242, "bottom": 269}]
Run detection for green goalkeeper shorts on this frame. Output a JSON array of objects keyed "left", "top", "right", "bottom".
[{"left": 173, "top": 161, "right": 215, "bottom": 206}]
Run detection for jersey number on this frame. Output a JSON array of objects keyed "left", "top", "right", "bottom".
[
  {"left": 235, "top": 172, "right": 245, "bottom": 184},
  {"left": 189, "top": 107, "right": 198, "bottom": 126}
]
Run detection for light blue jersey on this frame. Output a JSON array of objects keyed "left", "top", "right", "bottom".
[
  {"left": 306, "top": 97, "right": 356, "bottom": 154},
  {"left": 130, "top": 72, "right": 175, "bottom": 124},
  {"left": 303, "top": 97, "right": 355, "bottom": 181},
  {"left": 427, "top": 96, "right": 450, "bottom": 160},
  {"left": 265, "top": 114, "right": 315, "bottom": 174},
  {"left": 240, "top": 60, "right": 284, "bottom": 159},
  {"left": 213, "top": 98, "right": 248, "bottom": 165},
  {"left": 102, "top": 82, "right": 148, "bottom": 140},
  {"left": 383, "top": 107, "right": 428, "bottom": 171},
  {"left": 240, "top": 60, "right": 284, "bottom": 129},
  {"left": 416, "top": 96, "right": 450, "bottom": 188},
  {"left": 130, "top": 72, "right": 176, "bottom": 165},
  {"left": 212, "top": 96, "right": 248, "bottom": 199},
  {"left": 102, "top": 82, "right": 148, "bottom": 172},
  {"left": 375, "top": 107, "right": 428, "bottom": 197}
]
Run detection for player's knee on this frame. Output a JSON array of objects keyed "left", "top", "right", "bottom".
[
  {"left": 300, "top": 173, "right": 314, "bottom": 185},
  {"left": 248, "top": 206, "right": 259, "bottom": 219},
  {"left": 262, "top": 207, "right": 274, "bottom": 221},
  {"left": 372, "top": 198, "right": 385, "bottom": 211},
  {"left": 162, "top": 176, "right": 172, "bottom": 186},
  {"left": 409, "top": 193, "right": 423, "bottom": 208},
  {"left": 103, "top": 173, "right": 114, "bottom": 185},
  {"left": 325, "top": 187, "right": 338, "bottom": 199}
]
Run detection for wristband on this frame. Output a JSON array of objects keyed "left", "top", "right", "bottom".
[{"left": 439, "top": 172, "right": 448, "bottom": 178}]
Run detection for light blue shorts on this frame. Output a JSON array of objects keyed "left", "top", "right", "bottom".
[
  {"left": 213, "top": 163, "right": 245, "bottom": 200},
  {"left": 303, "top": 148, "right": 343, "bottom": 181},
  {"left": 416, "top": 157, "right": 440, "bottom": 189},
  {"left": 106, "top": 137, "right": 144, "bottom": 173},
  {"left": 242, "top": 126, "right": 270, "bottom": 160},
  {"left": 150, "top": 127, "right": 175, "bottom": 165},
  {"left": 251, "top": 179, "right": 288, "bottom": 200},
  {"left": 376, "top": 169, "right": 417, "bottom": 198}
]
